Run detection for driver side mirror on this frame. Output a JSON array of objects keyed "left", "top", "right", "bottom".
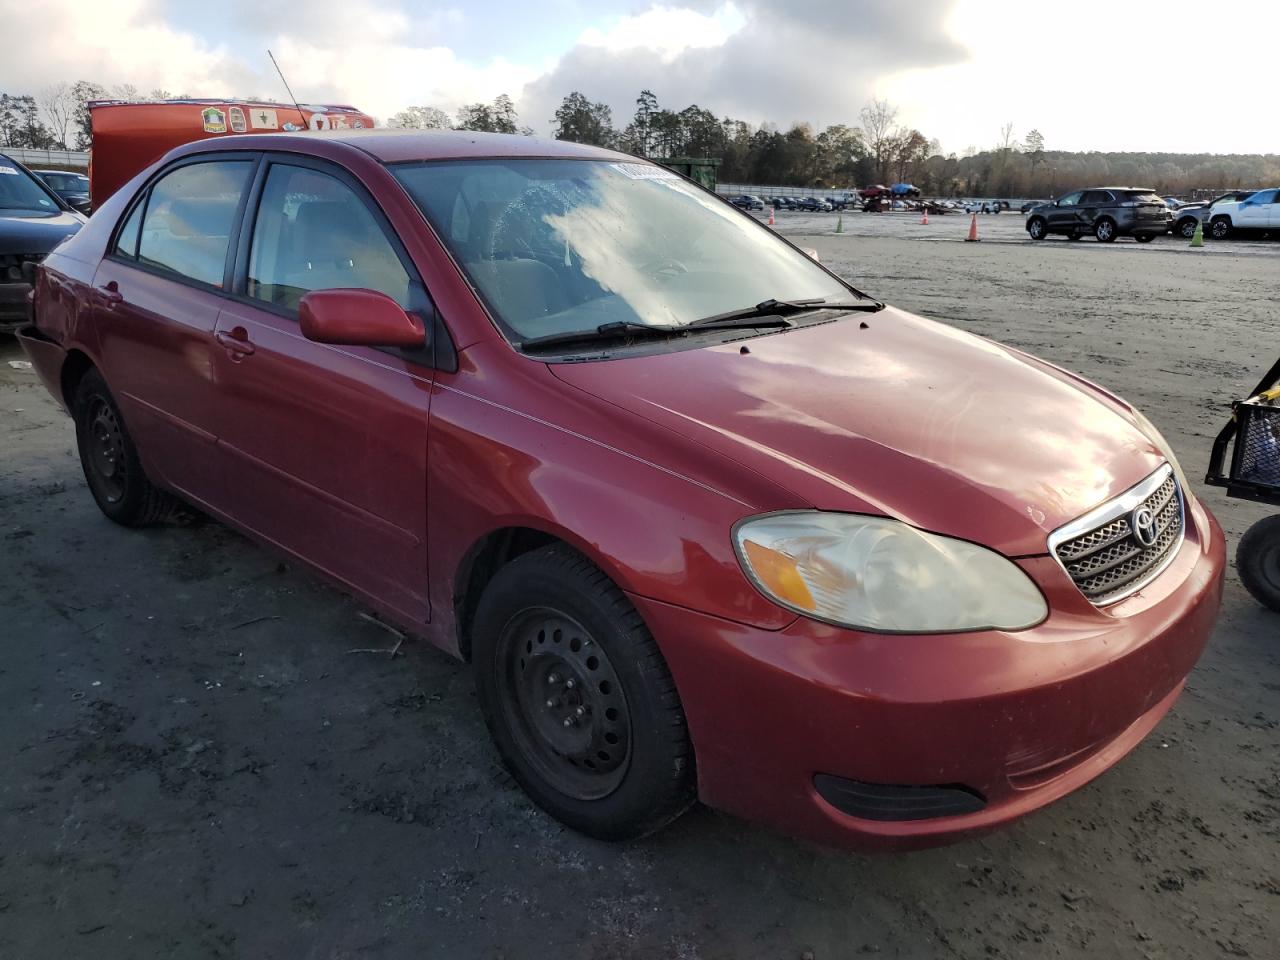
[{"left": 298, "top": 288, "right": 426, "bottom": 348}]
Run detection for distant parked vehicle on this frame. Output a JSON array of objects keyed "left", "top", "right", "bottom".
[
  {"left": 1020, "top": 200, "right": 1048, "bottom": 214},
  {"left": 795, "top": 196, "right": 831, "bottom": 212},
  {"left": 770, "top": 196, "right": 797, "bottom": 211},
  {"left": 829, "top": 193, "right": 859, "bottom": 210},
  {"left": 859, "top": 184, "right": 889, "bottom": 200},
  {"left": 729, "top": 194, "right": 765, "bottom": 211},
  {"left": 1171, "top": 190, "right": 1259, "bottom": 238},
  {"left": 1204, "top": 188, "right": 1279, "bottom": 240},
  {"left": 1025, "top": 187, "right": 1172, "bottom": 242},
  {"left": 31, "top": 169, "right": 92, "bottom": 214}
]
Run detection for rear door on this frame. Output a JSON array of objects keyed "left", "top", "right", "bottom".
[
  {"left": 209, "top": 156, "right": 439, "bottom": 625},
  {"left": 1079, "top": 190, "right": 1111, "bottom": 229},
  {"left": 92, "top": 155, "right": 256, "bottom": 506}
]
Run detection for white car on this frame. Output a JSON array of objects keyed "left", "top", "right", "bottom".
[{"left": 1206, "top": 188, "right": 1279, "bottom": 239}]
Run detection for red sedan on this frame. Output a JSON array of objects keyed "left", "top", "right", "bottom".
[{"left": 19, "top": 130, "right": 1224, "bottom": 850}]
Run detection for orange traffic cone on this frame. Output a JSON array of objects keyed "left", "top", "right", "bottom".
[
  {"left": 921, "top": 208, "right": 929, "bottom": 225},
  {"left": 965, "top": 213, "right": 980, "bottom": 242},
  {"left": 767, "top": 206, "right": 775, "bottom": 226}
]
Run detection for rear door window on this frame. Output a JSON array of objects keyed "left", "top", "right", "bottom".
[
  {"left": 1081, "top": 191, "right": 1112, "bottom": 205},
  {"left": 137, "top": 160, "right": 253, "bottom": 287},
  {"left": 246, "top": 164, "right": 412, "bottom": 313}
]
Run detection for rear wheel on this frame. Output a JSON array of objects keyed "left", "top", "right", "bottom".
[
  {"left": 1211, "top": 217, "right": 1232, "bottom": 240},
  {"left": 473, "top": 545, "right": 695, "bottom": 840},
  {"left": 1094, "top": 218, "right": 1117, "bottom": 242},
  {"left": 73, "top": 369, "right": 178, "bottom": 526},
  {"left": 1027, "top": 217, "right": 1047, "bottom": 240},
  {"left": 1237, "top": 515, "right": 1280, "bottom": 613}
]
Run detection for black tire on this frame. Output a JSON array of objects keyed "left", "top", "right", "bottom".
[
  {"left": 1237, "top": 516, "right": 1280, "bottom": 613},
  {"left": 1027, "top": 217, "right": 1047, "bottom": 240},
  {"left": 473, "top": 544, "right": 695, "bottom": 840},
  {"left": 1135, "top": 234, "right": 1154, "bottom": 243},
  {"left": 1211, "top": 217, "right": 1231, "bottom": 240},
  {"left": 73, "top": 369, "right": 178, "bottom": 526},
  {"left": 1094, "top": 218, "right": 1117, "bottom": 242},
  {"left": 1177, "top": 217, "right": 1198, "bottom": 239}
]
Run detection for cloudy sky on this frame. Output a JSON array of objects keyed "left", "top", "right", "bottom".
[{"left": 2, "top": 0, "right": 1277, "bottom": 154}]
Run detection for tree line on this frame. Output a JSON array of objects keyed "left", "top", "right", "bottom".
[{"left": 4, "top": 81, "right": 1277, "bottom": 197}]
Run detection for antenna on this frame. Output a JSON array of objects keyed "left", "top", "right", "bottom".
[{"left": 267, "top": 49, "right": 307, "bottom": 128}]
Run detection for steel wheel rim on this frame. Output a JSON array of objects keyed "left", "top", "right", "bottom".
[
  {"left": 497, "top": 608, "right": 632, "bottom": 800},
  {"left": 1260, "top": 541, "right": 1280, "bottom": 593},
  {"left": 86, "top": 398, "right": 127, "bottom": 503}
]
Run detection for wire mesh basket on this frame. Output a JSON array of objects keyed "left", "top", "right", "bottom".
[{"left": 1230, "top": 401, "right": 1280, "bottom": 488}]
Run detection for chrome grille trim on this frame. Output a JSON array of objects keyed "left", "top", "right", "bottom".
[{"left": 1047, "top": 464, "right": 1185, "bottom": 605}]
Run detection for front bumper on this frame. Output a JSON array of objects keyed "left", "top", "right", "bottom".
[
  {"left": 634, "top": 495, "right": 1224, "bottom": 851},
  {"left": 0, "top": 282, "right": 32, "bottom": 333}
]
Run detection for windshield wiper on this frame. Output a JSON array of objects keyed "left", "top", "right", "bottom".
[
  {"left": 686, "top": 297, "right": 883, "bottom": 329},
  {"left": 518, "top": 320, "right": 685, "bottom": 352}
]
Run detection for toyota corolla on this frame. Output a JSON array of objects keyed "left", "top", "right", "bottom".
[{"left": 19, "top": 130, "right": 1224, "bottom": 849}]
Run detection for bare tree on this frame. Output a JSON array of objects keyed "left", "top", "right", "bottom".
[
  {"left": 388, "top": 105, "right": 452, "bottom": 129},
  {"left": 39, "top": 82, "right": 76, "bottom": 148},
  {"left": 859, "top": 98, "right": 898, "bottom": 183}
]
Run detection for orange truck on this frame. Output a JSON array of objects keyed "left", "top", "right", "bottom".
[{"left": 88, "top": 99, "right": 375, "bottom": 206}]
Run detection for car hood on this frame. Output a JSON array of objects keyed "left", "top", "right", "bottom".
[
  {"left": 0, "top": 208, "right": 84, "bottom": 254},
  {"left": 549, "top": 308, "right": 1164, "bottom": 557}
]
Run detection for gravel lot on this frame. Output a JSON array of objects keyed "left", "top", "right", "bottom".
[{"left": 2, "top": 210, "right": 1277, "bottom": 959}]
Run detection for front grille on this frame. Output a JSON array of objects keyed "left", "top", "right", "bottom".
[
  {"left": 0, "top": 252, "right": 42, "bottom": 283},
  {"left": 1050, "top": 465, "right": 1184, "bottom": 604}
]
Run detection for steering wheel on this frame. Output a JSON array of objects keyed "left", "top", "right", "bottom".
[{"left": 641, "top": 257, "right": 689, "bottom": 278}]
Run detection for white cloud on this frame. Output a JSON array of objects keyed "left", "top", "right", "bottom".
[{"left": 578, "top": 3, "right": 746, "bottom": 60}]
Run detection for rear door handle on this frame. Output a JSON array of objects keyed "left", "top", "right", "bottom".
[
  {"left": 99, "top": 280, "right": 123, "bottom": 308},
  {"left": 215, "top": 328, "right": 255, "bottom": 356}
]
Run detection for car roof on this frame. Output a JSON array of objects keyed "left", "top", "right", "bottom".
[{"left": 183, "top": 128, "right": 631, "bottom": 164}]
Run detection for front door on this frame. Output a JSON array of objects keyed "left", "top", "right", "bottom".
[
  {"left": 1047, "top": 191, "right": 1083, "bottom": 232},
  {"left": 210, "top": 159, "right": 436, "bottom": 625},
  {"left": 92, "top": 156, "right": 255, "bottom": 506},
  {"left": 1236, "top": 189, "right": 1276, "bottom": 229}
]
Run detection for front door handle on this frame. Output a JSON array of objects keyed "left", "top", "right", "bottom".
[{"left": 215, "top": 327, "right": 255, "bottom": 357}]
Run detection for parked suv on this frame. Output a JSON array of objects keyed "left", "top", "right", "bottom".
[
  {"left": 1169, "top": 191, "right": 1256, "bottom": 238},
  {"left": 728, "top": 194, "right": 764, "bottom": 211},
  {"left": 1203, "top": 188, "right": 1279, "bottom": 240},
  {"left": 1025, "top": 188, "right": 1172, "bottom": 242}
]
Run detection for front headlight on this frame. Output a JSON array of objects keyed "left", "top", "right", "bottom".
[{"left": 734, "top": 513, "right": 1047, "bottom": 633}]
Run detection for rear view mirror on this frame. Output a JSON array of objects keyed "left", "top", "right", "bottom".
[{"left": 298, "top": 288, "right": 426, "bottom": 348}]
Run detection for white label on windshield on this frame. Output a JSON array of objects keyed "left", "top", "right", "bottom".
[
  {"left": 611, "top": 163, "right": 679, "bottom": 181},
  {"left": 0, "top": 165, "right": 19, "bottom": 175}
]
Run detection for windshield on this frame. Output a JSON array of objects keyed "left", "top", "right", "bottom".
[
  {"left": 393, "top": 158, "right": 854, "bottom": 344},
  {"left": 40, "top": 172, "right": 87, "bottom": 192},
  {"left": 0, "top": 160, "right": 60, "bottom": 211}
]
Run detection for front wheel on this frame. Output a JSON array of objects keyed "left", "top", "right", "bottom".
[
  {"left": 1237, "top": 516, "right": 1280, "bottom": 613},
  {"left": 1211, "top": 217, "right": 1232, "bottom": 240},
  {"left": 1027, "top": 217, "right": 1047, "bottom": 240},
  {"left": 1094, "top": 218, "right": 1117, "bottom": 242},
  {"left": 73, "top": 369, "right": 178, "bottom": 526},
  {"left": 1178, "top": 217, "right": 1199, "bottom": 238},
  {"left": 473, "top": 545, "right": 695, "bottom": 840}
]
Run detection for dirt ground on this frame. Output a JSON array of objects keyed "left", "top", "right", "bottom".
[{"left": 2, "top": 212, "right": 1277, "bottom": 960}]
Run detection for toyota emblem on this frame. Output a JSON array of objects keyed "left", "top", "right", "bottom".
[{"left": 1131, "top": 506, "right": 1158, "bottom": 548}]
